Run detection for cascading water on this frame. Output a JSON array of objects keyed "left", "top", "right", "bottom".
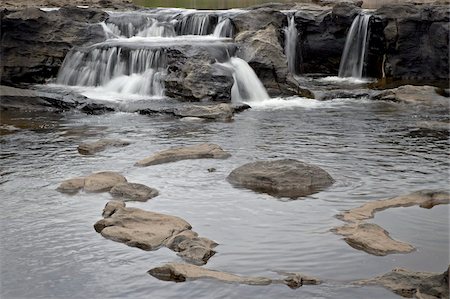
[
  {"left": 284, "top": 15, "right": 299, "bottom": 74},
  {"left": 218, "top": 57, "right": 269, "bottom": 103},
  {"left": 176, "top": 14, "right": 217, "bottom": 35},
  {"left": 338, "top": 13, "right": 371, "bottom": 79},
  {"left": 213, "top": 17, "right": 234, "bottom": 38}
]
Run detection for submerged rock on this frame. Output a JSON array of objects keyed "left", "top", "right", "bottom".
[
  {"left": 94, "top": 201, "right": 217, "bottom": 265},
  {"left": 148, "top": 263, "right": 320, "bottom": 289},
  {"left": 334, "top": 190, "right": 450, "bottom": 256},
  {"left": 109, "top": 182, "right": 159, "bottom": 202},
  {"left": 77, "top": 139, "right": 131, "bottom": 155},
  {"left": 135, "top": 143, "right": 231, "bottom": 167},
  {"left": 227, "top": 159, "right": 334, "bottom": 198},
  {"left": 356, "top": 266, "right": 449, "bottom": 299}
]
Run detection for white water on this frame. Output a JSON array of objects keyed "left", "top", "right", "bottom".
[
  {"left": 284, "top": 15, "right": 299, "bottom": 74},
  {"left": 218, "top": 57, "right": 269, "bottom": 103},
  {"left": 213, "top": 17, "right": 234, "bottom": 38},
  {"left": 338, "top": 13, "right": 371, "bottom": 79}
]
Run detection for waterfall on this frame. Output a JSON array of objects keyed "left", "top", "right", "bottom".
[
  {"left": 56, "top": 47, "right": 167, "bottom": 97},
  {"left": 176, "top": 14, "right": 217, "bottom": 35},
  {"left": 284, "top": 15, "right": 299, "bottom": 74},
  {"left": 338, "top": 13, "right": 371, "bottom": 79},
  {"left": 218, "top": 57, "right": 269, "bottom": 103},
  {"left": 213, "top": 17, "right": 233, "bottom": 38}
]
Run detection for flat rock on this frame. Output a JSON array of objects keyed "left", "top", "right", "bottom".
[
  {"left": 333, "top": 190, "right": 449, "bottom": 256},
  {"left": 78, "top": 139, "right": 131, "bottom": 155},
  {"left": 135, "top": 143, "right": 231, "bottom": 167},
  {"left": 373, "top": 85, "right": 449, "bottom": 105},
  {"left": 148, "top": 263, "right": 320, "bottom": 289},
  {"left": 227, "top": 159, "right": 334, "bottom": 198},
  {"left": 56, "top": 177, "right": 85, "bottom": 194},
  {"left": 332, "top": 223, "right": 415, "bottom": 256},
  {"left": 109, "top": 182, "right": 159, "bottom": 202},
  {"left": 356, "top": 266, "right": 449, "bottom": 299},
  {"left": 173, "top": 104, "right": 234, "bottom": 121},
  {"left": 94, "top": 201, "right": 217, "bottom": 265},
  {"left": 84, "top": 171, "right": 127, "bottom": 192}
]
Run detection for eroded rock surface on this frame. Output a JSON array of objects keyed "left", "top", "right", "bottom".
[
  {"left": 57, "top": 171, "right": 127, "bottom": 194},
  {"left": 334, "top": 190, "right": 450, "bottom": 256},
  {"left": 148, "top": 263, "right": 320, "bottom": 289},
  {"left": 109, "top": 182, "right": 159, "bottom": 202},
  {"left": 94, "top": 201, "right": 217, "bottom": 265},
  {"left": 373, "top": 85, "right": 450, "bottom": 105},
  {"left": 78, "top": 139, "right": 131, "bottom": 155},
  {"left": 173, "top": 104, "right": 234, "bottom": 121},
  {"left": 357, "top": 266, "right": 449, "bottom": 299},
  {"left": 227, "top": 159, "right": 334, "bottom": 198},
  {"left": 135, "top": 143, "right": 231, "bottom": 167}
]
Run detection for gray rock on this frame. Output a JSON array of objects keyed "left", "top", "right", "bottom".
[
  {"left": 84, "top": 171, "right": 127, "bottom": 192},
  {"left": 372, "top": 85, "right": 449, "bottom": 105},
  {"left": 109, "top": 182, "right": 159, "bottom": 202},
  {"left": 173, "top": 103, "right": 234, "bottom": 121},
  {"left": 135, "top": 143, "right": 231, "bottom": 167},
  {"left": 77, "top": 139, "right": 131, "bottom": 155},
  {"left": 357, "top": 266, "right": 449, "bottom": 299},
  {"left": 94, "top": 201, "right": 217, "bottom": 265},
  {"left": 227, "top": 159, "right": 334, "bottom": 198}
]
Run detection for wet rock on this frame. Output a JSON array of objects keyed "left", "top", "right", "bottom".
[
  {"left": 77, "top": 139, "right": 131, "bottom": 155},
  {"left": 173, "top": 103, "right": 234, "bottom": 121},
  {"left": 84, "top": 171, "right": 127, "bottom": 192},
  {"left": 109, "top": 182, "right": 159, "bottom": 202},
  {"left": 356, "top": 266, "right": 449, "bottom": 299},
  {"left": 94, "top": 201, "right": 217, "bottom": 264},
  {"left": 135, "top": 143, "right": 231, "bottom": 167},
  {"left": 334, "top": 190, "right": 450, "bottom": 256},
  {"left": 79, "top": 103, "right": 116, "bottom": 115},
  {"left": 56, "top": 177, "right": 85, "bottom": 194},
  {"left": 375, "top": 4, "right": 450, "bottom": 81},
  {"left": 332, "top": 223, "right": 415, "bottom": 256},
  {"left": 373, "top": 85, "right": 449, "bottom": 105},
  {"left": 1, "top": 6, "right": 107, "bottom": 85},
  {"left": 227, "top": 159, "right": 334, "bottom": 198},
  {"left": 231, "top": 103, "right": 251, "bottom": 113},
  {"left": 148, "top": 263, "right": 320, "bottom": 289}
]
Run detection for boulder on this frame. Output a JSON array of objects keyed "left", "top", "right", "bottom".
[
  {"left": 227, "top": 159, "right": 334, "bottom": 198},
  {"left": 77, "top": 139, "right": 131, "bottom": 155},
  {"left": 56, "top": 177, "right": 85, "bottom": 194},
  {"left": 173, "top": 103, "right": 234, "bottom": 121},
  {"left": 375, "top": 4, "right": 450, "bottom": 81},
  {"left": 148, "top": 263, "right": 320, "bottom": 289},
  {"left": 1, "top": 0, "right": 137, "bottom": 10},
  {"left": 83, "top": 171, "right": 127, "bottom": 192},
  {"left": 94, "top": 201, "right": 217, "bottom": 265},
  {"left": 109, "top": 182, "right": 159, "bottom": 202},
  {"left": 357, "top": 266, "right": 449, "bottom": 299},
  {"left": 135, "top": 143, "right": 231, "bottom": 167},
  {"left": 372, "top": 85, "right": 450, "bottom": 105},
  {"left": 1, "top": 6, "right": 107, "bottom": 84}
]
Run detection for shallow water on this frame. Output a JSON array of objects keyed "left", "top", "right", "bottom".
[{"left": 1, "top": 94, "right": 449, "bottom": 298}]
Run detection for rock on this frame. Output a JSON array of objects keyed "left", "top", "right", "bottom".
[
  {"left": 77, "top": 139, "right": 131, "bottom": 155},
  {"left": 356, "top": 266, "right": 449, "bottom": 299},
  {"left": 173, "top": 103, "right": 234, "bottom": 121},
  {"left": 373, "top": 85, "right": 450, "bottom": 105},
  {"left": 1, "top": 0, "right": 137, "bottom": 10},
  {"left": 94, "top": 201, "right": 217, "bottom": 264},
  {"left": 79, "top": 103, "right": 116, "bottom": 115},
  {"left": 56, "top": 177, "right": 85, "bottom": 194},
  {"left": 148, "top": 263, "right": 321, "bottom": 289},
  {"left": 135, "top": 143, "right": 231, "bottom": 167},
  {"left": 375, "top": 4, "right": 450, "bottom": 81},
  {"left": 84, "top": 171, "right": 127, "bottom": 192},
  {"left": 333, "top": 190, "right": 449, "bottom": 256},
  {"left": 1, "top": 6, "right": 108, "bottom": 85},
  {"left": 109, "top": 182, "right": 159, "bottom": 202},
  {"left": 227, "top": 159, "right": 334, "bottom": 198},
  {"left": 332, "top": 223, "right": 415, "bottom": 256}
]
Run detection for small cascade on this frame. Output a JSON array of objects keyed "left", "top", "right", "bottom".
[
  {"left": 218, "top": 57, "right": 269, "bottom": 103},
  {"left": 284, "top": 15, "right": 299, "bottom": 74},
  {"left": 338, "top": 13, "right": 371, "bottom": 79},
  {"left": 213, "top": 17, "right": 234, "bottom": 38},
  {"left": 176, "top": 14, "right": 217, "bottom": 35},
  {"left": 56, "top": 47, "right": 167, "bottom": 97}
]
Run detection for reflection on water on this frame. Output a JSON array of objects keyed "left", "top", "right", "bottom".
[
  {"left": 1, "top": 96, "right": 448, "bottom": 298},
  {"left": 133, "top": 0, "right": 438, "bottom": 9}
]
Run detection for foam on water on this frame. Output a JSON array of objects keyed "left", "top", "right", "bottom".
[{"left": 246, "top": 96, "right": 373, "bottom": 110}]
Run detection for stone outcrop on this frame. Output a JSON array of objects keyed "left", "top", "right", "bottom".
[
  {"left": 135, "top": 143, "right": 231, "bottom": 167},
  {"left": 227, "top": 159, "right": 334, "bottom": 198},
  {"left": 372, "top": 85, "right": 450, "bottom": 105},
  {"left": 1, "top": 0, "right": 137, "bottom": 10},
  {"left": 77, "top": 139, "right": 131, "bottom": 155},
  {"left": 57, "top": 171, "right": 127, "bottom": 194},
  {"left": 357, "top": 266, "right": 449, "bottom": 299},
  {"left": 109, "top": 182, "right": 159, "bottom": 202},
  {"left": 333, "top": 190, "right": 450, "bottom": 256},
  {"left": 148, "top": 263, "right": 320, "bottom": 289},
  {"left": 94, "top": 201, "right": 217, "bottom": 265},
  {"left": 1, "top": 6, "right": 107, "bottom": 85}
]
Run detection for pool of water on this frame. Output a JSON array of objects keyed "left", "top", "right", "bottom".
[{"left": 1, "top": 93, "right": 448, "bottom": 298}]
